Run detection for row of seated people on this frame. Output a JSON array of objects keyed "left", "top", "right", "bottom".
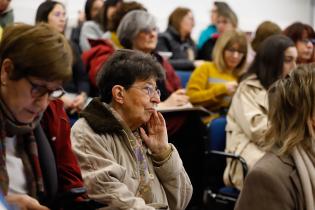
[
  {"left": 72, "top": 1, "right": 315, "bottom": 209},
  {"left": 5, "top": 1, "right": 314, "bottom": 209},
  {"left": 0, "top": 22, "right": 194, "bottom": 210}
]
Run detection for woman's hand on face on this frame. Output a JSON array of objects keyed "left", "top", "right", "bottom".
[
  {"left": 140, "top": 111, "right": 170, "bottom": 155},
  {"left": 160, "top": 89, "right": 190, "bottom": 107},
  {"left": 6, "top": 194, "right": 50, "bottom": 210}
]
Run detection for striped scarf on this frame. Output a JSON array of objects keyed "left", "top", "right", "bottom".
[{"left": 0, "top": 98, "right": 44, "bottom": 197}]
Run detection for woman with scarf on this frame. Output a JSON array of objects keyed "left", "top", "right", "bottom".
[
  {"left": 0, "top": 23, "right": 85, "bottom": 210},
  {"left": 116, "top": 10, "right": 207, "bottom": 209},
  {"left": 235, "top": 64, "right": 315, "bottom": 210},
  {"left": 71, "top": 49, "right": 192, "bottom": 210}
]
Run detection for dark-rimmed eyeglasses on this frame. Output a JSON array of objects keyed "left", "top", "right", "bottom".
[
  {"left": 225, "top": 48, "right": 245, "bottom": 56},
  {"left": 25, "top": 77, "right": 65, "bottom": 100}
]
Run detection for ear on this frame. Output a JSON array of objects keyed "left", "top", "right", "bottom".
[
  {"left": 0, "top": 58, "right": 13, "bottom": 85},
  {"left": 112, "top": 85, "right": 125, "bottom": 104}
]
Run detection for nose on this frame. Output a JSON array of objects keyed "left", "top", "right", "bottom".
[
  {"left": 34, "top": 93, "right": 50, "bottom": 111},
  {"left": 151, "top": 94, "right": 160, "bottom": 104}
]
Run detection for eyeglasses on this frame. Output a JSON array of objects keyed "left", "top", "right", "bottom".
[
  {"left": 299, "top": 38, "right": 315, "bottom": 45},
  {"left": 26, "top": 77, "right": 65, "bottom": 100},
  {"left": 130, "top": 85, "right": 161, "bottom": 98},
  {"left": 225, "top": 48, "right": 245, "bottom": 56}
]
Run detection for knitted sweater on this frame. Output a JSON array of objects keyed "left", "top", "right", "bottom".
[{"left": 186, "top": 62, "right": 236, "bottom": 121}]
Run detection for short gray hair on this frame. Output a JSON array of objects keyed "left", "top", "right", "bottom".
[{"left": 117, "top": 10, "right": 156, "bottom": 49}]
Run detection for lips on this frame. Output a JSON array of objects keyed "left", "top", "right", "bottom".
[{"left": 145, "top": 108, "right": 156, "bottom": 113}]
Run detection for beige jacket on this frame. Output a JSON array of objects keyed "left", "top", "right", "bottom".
[
  {"left": 223, "top": 75, "right": 267, "bottom": 190},
  {"left": 71, "top": 99, "right": 192, "bottom": 210}
]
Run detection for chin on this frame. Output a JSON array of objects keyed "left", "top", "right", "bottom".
[{"left": 16, "top": 115, "right": 37, "bottom": 124}]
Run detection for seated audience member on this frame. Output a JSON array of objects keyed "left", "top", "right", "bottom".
[
  {"left": 117, "top": 10, "right": 207, "bottom": 208},
  {"left": 235, "top": 63, "right": 315, "bottom": 210},
  {"left": 0, "top": 23, "right": 86, "bottom": 210},
  {"left": 36, "top": 1, "right": 90, "bottom": 114},
  {"left": 197, "top": 1, "right": 233, "bottom": 50},
  {"left": 80, "top": 0, "right": 122, "bottom": 52},
  {"left": 156, "top": 7, "right": 202, "bottom": 71},
  {"left": 186, "top": 30, "right": 247, "bottom": 123},
  {"left": 198, "top": 5, "right": 238, "bottom": 61},
  {"left": 283, "top": 22, "right": 315, "bottom": 64},
  {"left": 197, "top": 1, "right": 228, "bottom": 49},
  {"left": 70, "top": 0, "right": 104, "bottom": 54},
  {"left": 0, "top": 0, "right": 13, "bottom": 28},
  {"left": 81, "top": 1, "right": 146, "bottom": 96},
  {"left": 224, "top": 35, "right": 297, "bottom": 190},
  {"left": 247, "top": 20, "right": 281, "bottom": 65},
  {"left": 71, "top": 50, "right": 192, "bottom": 210}
]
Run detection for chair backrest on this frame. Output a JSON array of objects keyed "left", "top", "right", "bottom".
[
  {"left": 207, "top": 116, "right": 227, "bottom": 151},
  {"left": 175, "top": 70, "right": 192, "bottom": 88}
]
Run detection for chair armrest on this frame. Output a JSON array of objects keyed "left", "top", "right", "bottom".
[{"left": 205, "top": 150, "right": 248, "bottom": 178}]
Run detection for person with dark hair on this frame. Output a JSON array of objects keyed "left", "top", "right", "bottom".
[
  {"left": 71, "top": 49, "right": 192, "bottom": 210},
  {"left": 80, "top": 0, "right": 122, "bottom": 51},
  {"left": 81, "top": 1, "right": 146, "bottom": 96},
  {"left": 224, "top": 35, "right": 297, "bottom": 190},
  {"left": 157, "top": 7, "right": 202, "bottom": 71},
  {"left": 117, "top": 10, "right": 208, "bottom": 209},
  {"left": 197, "top": 1, "right": 233, "bottom": 49},
  {"left": 283, "top": 22, "right": 315, "bottom": 64},
  {"left": 235, "top": 63, "right": 315, "bottom": 210},
  {"left": 70, "top": 0, "right": 104, "bottom": 54},
  {"left": 84, "top": 0, "right": 104, "bottom": 21},
  {"left": 0, "top": 0, "right": 13, "bottom": 28},
  {"left": 197, "top": 4, "right": 238, "bottom": 61},
  {"left": 36, "top": 0, "right": 90, "bottom": 114},
  {"left": 0, "top": 23, "right": 85, "bottom": 210}
]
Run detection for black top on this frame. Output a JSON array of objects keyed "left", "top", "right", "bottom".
[{"left": 156, "top": 26, "right": 197, "bottom": 71}]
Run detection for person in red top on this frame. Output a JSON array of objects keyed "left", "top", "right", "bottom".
[{"left": 0, "top": 23, "right": 87, "bottom": 210}]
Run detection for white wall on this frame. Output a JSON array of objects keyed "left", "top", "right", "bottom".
[{"left": 12, "top": 0, "right": 313, "bottom": 40}]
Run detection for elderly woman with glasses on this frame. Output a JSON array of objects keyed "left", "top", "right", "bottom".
[
  {"left": 0, "top": 23, "right": 86, "bottom": 210},
  {"left": 117, "top": 10, "right": 209, "bottom": 208},
  {"left": 71, "top": 49, "right": 192, "bottom": 210}
]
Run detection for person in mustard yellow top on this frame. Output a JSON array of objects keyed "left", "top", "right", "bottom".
[{"left": 186, "top": 30, "right": 248, "bottom": 123}]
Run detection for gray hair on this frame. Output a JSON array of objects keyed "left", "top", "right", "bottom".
[{"left": 117, "top": 10, "right": 156, "bottom": 49}]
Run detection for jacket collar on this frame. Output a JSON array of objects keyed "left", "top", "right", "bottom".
[{"left": 79, "top": 98, "right": 123, "bottom": 135}]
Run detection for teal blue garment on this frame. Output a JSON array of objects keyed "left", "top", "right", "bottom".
[{"left": 197, "top": 25, "right": 217, "bottom": 49}]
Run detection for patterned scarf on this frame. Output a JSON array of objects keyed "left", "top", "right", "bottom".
[
  {"left": 0, "top": 98, "right": 44, "bottom": 197},
  {"left": 292, "top": 144, "right": 315, "bottom": 210},
  {"left": 131, "top": 130, "right": 153, "bottom": 203},
  {"left": 107, "top": 104, "right": 154, "bottom": 203}
]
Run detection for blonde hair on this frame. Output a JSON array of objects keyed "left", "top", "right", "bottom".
[
  {"left": 0, "top": 23, "right": 72, "bottom": 81},
  {"left": 212, "top": 30, "right": 247, "bottom": 77},
  {"left": 264, "top": 64, "right": 315, "bottom": 155}
]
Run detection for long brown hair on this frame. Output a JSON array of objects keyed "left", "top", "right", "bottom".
[{"left": 264, "top": 64, "right": 315, "bottom": 155}]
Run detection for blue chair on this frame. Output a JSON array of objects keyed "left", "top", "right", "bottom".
[
  {"left": 203, "top": 116, "right": 248, "bottom": 210},
  {"left": 175, "top": 70, "right": 192, "bottom": 88}
]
